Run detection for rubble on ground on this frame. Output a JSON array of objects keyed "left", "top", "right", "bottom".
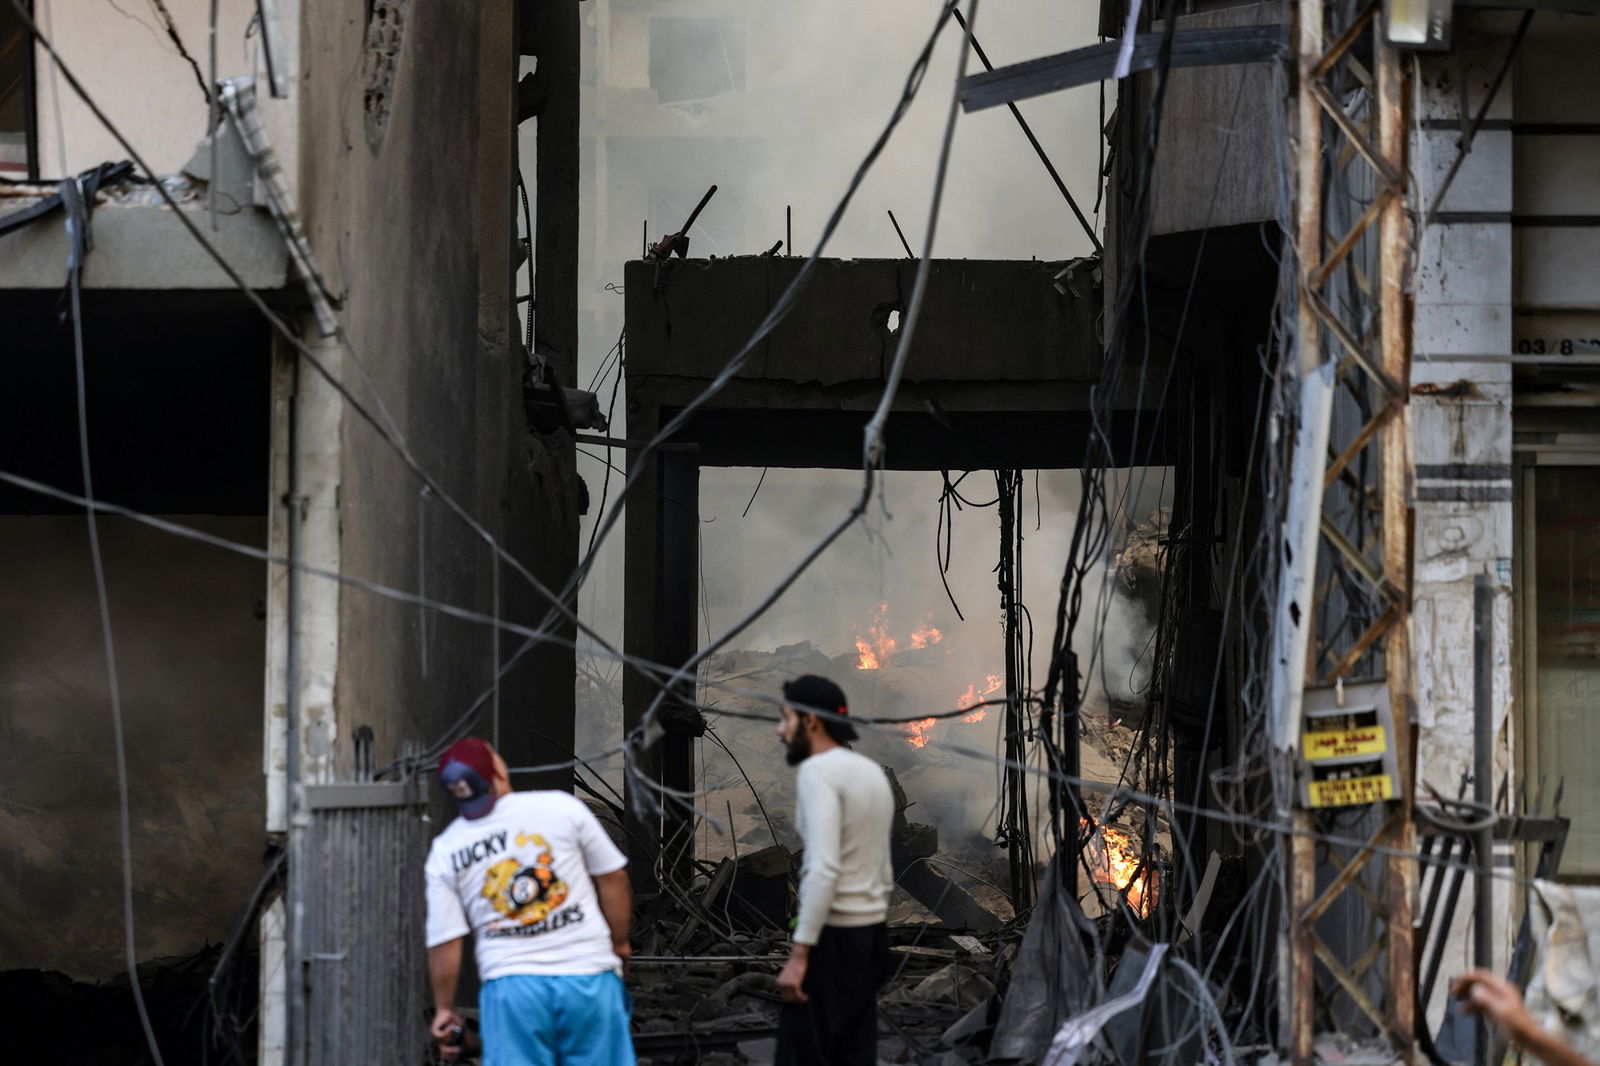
[
  {"left": 558, "top": 637, "right": 1198, "bottom": 1064},
  {"left": 626, "top": 921, "right": 1008, "bottom": 1066}
]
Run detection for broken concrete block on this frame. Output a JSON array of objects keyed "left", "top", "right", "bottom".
[
  {"left": 894, "top": 820, "right": 939, "bottom": 862},
  {"left": 896, "top": 859, "right": 1002, "bottom": 933},
  {"left": 897, "top": 963, "right": 995, "bottom": 1010},
  {"left": 738, "top": 1037, "right": 777, "bottom": 1065},
  {"left": 876, "top": 1035, "right": 913, "bottom": 1063},
  {"left": 715, "top": 845, "right": 795, "bottom": 932},
  {"left": 949, "top": 934, "right": 990, "bottom": 958}
]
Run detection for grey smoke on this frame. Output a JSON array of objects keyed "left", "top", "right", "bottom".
[{"left": 561, "top": 1, "right": 1139, "bottom": 851}]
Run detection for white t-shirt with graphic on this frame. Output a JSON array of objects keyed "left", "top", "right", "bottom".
[{"left": 424, "top": 791, "right": 628, "bottom": 981}]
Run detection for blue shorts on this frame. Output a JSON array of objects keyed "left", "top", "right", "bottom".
[{"left": 480, "top": 972, "right": 635, "bottom": 1066}]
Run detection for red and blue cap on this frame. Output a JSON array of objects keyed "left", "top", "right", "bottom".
[
  {"left": 438, "top": 737, "right": 499, "bottom": 820},
  {"left": 782, "top": 674, "right": 857, "bottom": 742}
]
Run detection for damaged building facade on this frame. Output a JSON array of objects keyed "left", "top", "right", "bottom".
[
  {"left": 1, "top": 0, "right": 585, "bottom": 1061},
  {"left": 1082, "top": 1, "right": 1600, "bottom": 1061},
  {"left": 4, "top": 1, "right": 1600, "bottom": 1065}
]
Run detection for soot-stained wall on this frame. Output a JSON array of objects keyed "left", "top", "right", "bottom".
[
  {"left": 0, "top": 515, "right": 266, "bottom": 980},
  {"left": 296, "top": 0, "right": 579, "bottom": 777}
]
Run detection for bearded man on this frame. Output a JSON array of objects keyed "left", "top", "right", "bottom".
[{"left": 772, "top": 674, "right": 895, "bottom": 1066}]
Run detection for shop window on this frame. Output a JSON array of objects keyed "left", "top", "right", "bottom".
[
  {"left": 0, "top": 1, "right": 35, "bottom": 180},
  {"left": 1530, "top": 466, "right": 1600, "bottom": 875}
]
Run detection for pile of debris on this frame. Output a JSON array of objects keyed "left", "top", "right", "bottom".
[
  {"left": 617, "top": 756, "right": 1017, "bottom": 1064},
  {"left": 565, "top": 633, "right": 1188, "bottom": 1063},
  {"left": 628, "top": 926, "right": 1007, "bottom": 1066}
]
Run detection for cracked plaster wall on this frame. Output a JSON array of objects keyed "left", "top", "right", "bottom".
[
  {"left": 1410, "top": 23, "right": 1518, "bottom": 1024},
  {"left": 32, "top": 0, "right": 296, "bottom": 182},
  {"left": 291, "top": 0, "right": 579, "bottom": 784}
]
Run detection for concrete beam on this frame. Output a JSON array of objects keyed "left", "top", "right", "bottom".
[
  {"left": 528, "top": 0, "right": 580, "bottom": 385},
  {"left": 0, "top": 199, "right": 289, "bottom": 291},
  {"left": 624, "top": 256, "right": 1107, "bottom": 393}
]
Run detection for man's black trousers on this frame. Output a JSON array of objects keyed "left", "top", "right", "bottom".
[{"left": 776, "top": 923, "right": 890, "bottom": 1066}]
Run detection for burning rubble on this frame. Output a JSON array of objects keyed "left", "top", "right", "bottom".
[
  {"left": 852, "top": 601, "right": 901, "bottom": 671},
  {"left": 956, "top": 674, "right": 1003, "bottom": 723},
  {"left": 1078, "top": 819, "right": 1160, "bottom": 919},
  {"left": 847, "top": 603, "right": 1002, "bottom": 749},
  {"left": 647, "top": 504, "right": 1184, "bottom": 1065}
]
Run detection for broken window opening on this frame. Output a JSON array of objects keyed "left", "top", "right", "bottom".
[
  {"left": 648, "top": 16, "right": 746, "bottom": 105},
  {"left": 0, "top": 1, "right": 37, "bottom": 181}
]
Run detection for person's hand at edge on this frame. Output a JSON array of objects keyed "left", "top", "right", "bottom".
[
  {"left": 777, "top": 944, "right": 810, "bottom": 1004},
  {"left": 1452, "top": 969, "right": 1537, "bottom": 1045},
  {"left": 430, "top": 1006, "right": 465, "bottom": 1061}
]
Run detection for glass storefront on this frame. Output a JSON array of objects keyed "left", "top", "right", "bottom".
[{"left": 1530, "top": 466, "right": 1600, "bottom": 876}]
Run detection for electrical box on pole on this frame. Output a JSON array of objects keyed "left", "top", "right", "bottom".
[{"left": 1280, "top": 2, "right": 1416, "bottom": 1062}]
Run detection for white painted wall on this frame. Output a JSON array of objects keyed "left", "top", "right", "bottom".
[
  {"left": 30, "top": 0, "right": 298, "bottom": 188},
  {"left": 263, "top": 324, "right": 344, "bottom": 835},
  {"left": 1411, "top": 18, "right": 1520, "bottom": 1027}
]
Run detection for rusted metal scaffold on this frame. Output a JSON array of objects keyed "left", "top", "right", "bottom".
[{"left": 1276, "top": 1, "right": 1415, "bottom": 1062}]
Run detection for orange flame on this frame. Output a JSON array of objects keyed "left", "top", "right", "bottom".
[
  {"left": 909, "top": 623, "right": 943, "bottom": 649},
  {"left": 854, "top": 636, "right": 880, "bottom": 670},
  {"left": 903, "top": 674, "right": 1004, "bottom": 747},
  {"left": 904, "top": 718, "right": 936, "bottom": 748},
  {"left": 1079, "top": 818, "right": 1159, "bottom": 918},
  {"left": 956, "top": 674, "right": 1003, "bottom": 723},
  {"left": 854, "top": 602, "right": 898, "bottom": 670}
]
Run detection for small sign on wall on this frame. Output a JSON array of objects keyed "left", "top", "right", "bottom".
[
  {"left": 1309, "top": 775, "right": 1396, "bottom": 808},
  {"left": 1513, "top": 313, "right": 1600, "bottom": 358},
  {"left": 1298, "top": 680, "right": 1402, "bottom": 810}
]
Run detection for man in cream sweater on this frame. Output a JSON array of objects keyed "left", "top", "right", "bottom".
[{"left": 774, "top": 674, "right": 895, "bottom": 1066}]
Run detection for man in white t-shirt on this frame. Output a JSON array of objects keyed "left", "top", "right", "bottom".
[
  {"left": 424, "top": 737, "right": 635, "bottom": 1066},
  {"left": 773, "top": 675, "right": 895, "bottom": 1066}
]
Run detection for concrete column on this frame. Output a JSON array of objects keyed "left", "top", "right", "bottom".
[
  {"left": 622, "top": 398, "right": 704, "bottom": 889},
  {"left": 265, "top": 325, "right": 345, "bottom": 830},
  {"left": 258, "top": 897, "right": 288, "bottom": 1066},
  {"left": 1411, "top": 28, "right": 1518, "bottom": 1023},
  {"left": 262, "top": 320, "right": 345, "bottom": 1065},
  {"left": 528, "top": 0, "right": 580, "bottom": 387}
]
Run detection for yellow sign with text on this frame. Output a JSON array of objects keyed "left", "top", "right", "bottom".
[
  {"left": 1303, "top": 726, "right": 1387, "bottom": 761},
  {"left": 1308, "top": 775, "right": 1394, "bottom": 808}
]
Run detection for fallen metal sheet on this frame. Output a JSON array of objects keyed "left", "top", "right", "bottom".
[
  {"left": 1042, "top": 945, "right": 1168, "bottom": 1066},
  {"left": 989, "top": 857, "right": 1103, "bottom": 1063},
  {"left": 1101, "top": 949, "right": 1228, "bottom": 1066},
  {"left": 960, "top": 26, "right": 1288, "bottom": 113}
]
